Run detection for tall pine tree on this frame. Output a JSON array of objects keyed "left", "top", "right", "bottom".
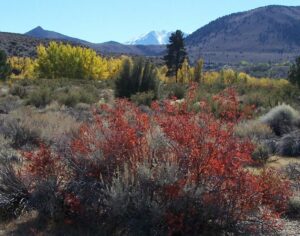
[{"left": 164, "top": 30, "right": 187, "bottom": 82}]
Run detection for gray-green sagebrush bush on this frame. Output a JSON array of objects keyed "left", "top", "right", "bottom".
[
  {"left": 0, "top": 117, "right": 39, "bottom": 149},
  {"left": 0, "top": 161, "right": 29, "bottom": 221},
  {"left": 251, "top": 142, "right": 271, "bottom": 164},
  {"left": 276, "top": 130, "right": 300, "bottom": 157},
  {"left": 235, "top": 120, "right": 275, "bottom": 140},
  {"left": 260, "top": 104, "right": 300, "bottom": 136}
]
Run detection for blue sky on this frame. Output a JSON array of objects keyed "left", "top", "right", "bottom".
[{"left": 1, "top": 0, "right": 299, "bottom": 43}]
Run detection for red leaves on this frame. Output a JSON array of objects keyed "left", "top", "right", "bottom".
[
  {"left": 23, "top": 144, "right": 60, "bottom": 179},
  {"left": 70, "top": 100, "right": 150, "bottom": 178},
  {"left": 165, "top": 212, "right": 184, "bottom": 236},
  {"left": 64, "top": 193, "right": 81, "bottom": 214},
  {"left": 258, "top": 169, "right": 292, "bottom": 214},
  {"left": 21, "top": 86, "right": 291, "bottom": 233},
  {"left": 164, "top": 184, "right": 182, "bottom": 199},
  {"left": 150, "top": 87, "right": 289, "bottom": 233}
]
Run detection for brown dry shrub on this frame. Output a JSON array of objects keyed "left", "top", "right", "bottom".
[{"left": 9, "top": 107, "right": 80, "bottom": 144}]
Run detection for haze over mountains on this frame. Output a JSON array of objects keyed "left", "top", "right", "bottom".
[{"left": 1, "top": 5, "right": 300, "bottom": 64}]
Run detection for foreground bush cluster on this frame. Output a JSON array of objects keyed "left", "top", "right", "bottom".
[
  {"left": 236, "top": 103, "right": 300, "bottom": 161},
  {"left": 0, "top": 86, "right": 292, "bottom": 235}
]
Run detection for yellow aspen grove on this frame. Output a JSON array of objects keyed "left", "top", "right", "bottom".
[{"left": 36, "top": 42, "right": 122, "bottom": 80}]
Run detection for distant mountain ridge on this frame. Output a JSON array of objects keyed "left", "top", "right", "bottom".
[
  {"left": 2, "top": 5, "right": 300, "bottom": 65},
  {"left": 25, "top": 26, "right": 89, "bottom": 45},
  {"left": 0, "top": 30, "right": 165, "bottom": 58},
  {"left": 25, "top": 27, "right": 185, "bottom": 46}
]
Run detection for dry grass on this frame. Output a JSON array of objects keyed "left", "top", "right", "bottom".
[
  {"left": 246, "top": 156, "right": 300, "bottom": 176},
  {"left": 266, "top": 156, "right": 300, "bottom": 169},
  {"left": 234, "top": 120, "right": 275, "bottom": 139},
  {"left": 10, "top": 107, "right": 80, "bottom": 144}
]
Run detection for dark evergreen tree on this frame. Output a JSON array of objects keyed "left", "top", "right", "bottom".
[
  {"left": 115, "top": 58, "right": 158, "bottom": 98},
  {"left": 0, "top": 50, "right": 11, "bottom": 80},
  {"left": 115, "top": 58, "right": 132, "bottom": 98},
  {"left": 288, "top": 56, "right": 300, "bottom": 87},
  {"left": 164, "top": 30, "right": 187, "bottom": 82}
]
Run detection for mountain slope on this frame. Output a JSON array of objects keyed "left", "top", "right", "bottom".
[
  {"left": 23, "top": 26, "right": 165, "bottom": 56},
  {"left": 0, "top": 31, "right": 165, "bottom": 58},
  {"left": 186, "top": 5, "right": 300, "bottom": 52},
  {"left": 93, "top": 41, "right": 165, "bottom": 56},
  {"left": 0, "top": 32, "right": 56, "bottom": 57},
  {"left": 25, "top": 26, "right": 90, "bottom": 45}
]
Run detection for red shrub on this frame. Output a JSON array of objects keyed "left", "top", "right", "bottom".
[
  {"left": 23, "top": 144, "right": 61, "bottom": 179},
  {"left": 19, "top": 86, "right": 291, "bottom": 235},
  {"left": 70, "top": 100, "right": 150, "bottom": 179}
]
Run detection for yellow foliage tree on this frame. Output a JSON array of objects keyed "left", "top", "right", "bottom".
[
  {"left": 177, "top": 59, "right": 193, "bottom": 83},
  {"left": 157, "top": 66, "right": 172, "bottom": 83},
  {"left": 203, "top": 71, "right": 220, "bottom": 85},
  {"left": 222, "top": 69, "right": 237, "bottom": 85},
  {"left": 8, "top": 57, "right": 37, "bottom": 79},
  {"left": 36, "top": 42, "right": 122, "bottom": 80},
  {"left": 194, "top": 59, "right": 204, "bottom": 83}
]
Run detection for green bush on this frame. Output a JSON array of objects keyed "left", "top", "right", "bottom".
[
  {"left": 10, "top": 85, "right": 27, "bottom": 99},
  {"left": 285, "top": 163, "right": 300, "bottom": 190},
  {"left": 0, "top": 117, "right": 39, "bottom": 149},
  {"left": 168, "top": 83, "right": 186, "bottom": 99},
  {"left": 288, "top": 56, "right": 300, "bottom": 87},
  {"left": 241, "top": 91, "right": 267, "bottom": 108},
  {"left": 130, "top": 91, "right": 155, "bottom": 106},
  {"left": 260, "top": 104, "right": 300, "bottom": 136},
  {"left": 0, "top": 135, "right": 17, "bottom": 163},
  {"left": 26, "top": 87, "right": 52, "bottom": 108},
  {"left": 57, "top": 91, "right": 80, "bottom": 107},
  {"left": 276, "top": 130, "right": 300, "bottom": 157},
  {"left": 286, "top": 197, "right": 300, "bottom": 219},
  {"left": 0, "top": 50, "right": 11, "bottom": 80},
  {"left": 115, "top": 58, "right": 158, "bottom": 98},
  {"left": 57, "top": 87, "right": 98, "bottom": 107},
  {"left": 251, "top": 142, "right": 270, "bottom": 164}
]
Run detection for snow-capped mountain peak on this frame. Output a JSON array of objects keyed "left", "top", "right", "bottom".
[{"left": 126, "top": 30, "right": 189, "bottom": 45}]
